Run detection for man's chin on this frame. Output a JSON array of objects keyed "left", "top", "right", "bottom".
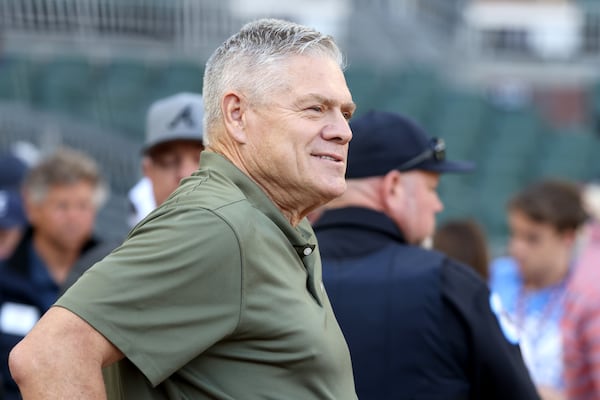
[{"left": 324, "top": 180, "right": 347, "bottom": 199}]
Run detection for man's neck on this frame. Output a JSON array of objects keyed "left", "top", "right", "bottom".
[
  {"left": 33, "top": 235, "right": 80, "bottom": 285},
  {"left": 524, "top": 262, "right": 570, "bottom": 291}
]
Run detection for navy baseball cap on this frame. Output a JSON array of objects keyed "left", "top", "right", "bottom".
[
  {"left": 0, "top": 153, "right": 28, "bottom": 188},
  {"left": 346, "top": 110, "right": 475, "bottom": 179},
  {"left": 0, "top": 152, "right": 29, "bottom": 229},
  {"left": 0, "top": 189, "right": 27, "bottom": 229}
]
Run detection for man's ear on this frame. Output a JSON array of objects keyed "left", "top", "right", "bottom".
[
  {"left": 222, "top": 91, "right": 248, "bottom": 144},
  {"left": 381, "top": 170, "right": 403, "bottom": 211}
]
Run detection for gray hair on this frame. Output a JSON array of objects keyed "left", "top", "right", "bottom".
[
  {"left": 202, "top": 18, "right": 345, "bottom": 145},
  {"left": 23, "top": 147, "right": 108, "bottom": 207}
]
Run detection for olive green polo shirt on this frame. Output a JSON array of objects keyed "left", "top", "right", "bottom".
[{"left": 56, "top": 152, "right": 357, "bottom": 400}]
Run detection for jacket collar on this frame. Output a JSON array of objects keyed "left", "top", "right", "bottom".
[
  {"left": 3, "top": 226, "right": 101, "bottom": 277},
  {"left": 313, "top": 207, "right": 408, "bottom": 257}
]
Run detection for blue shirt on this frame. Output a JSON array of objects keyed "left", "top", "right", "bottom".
[{"left": 490, "top": 256, "right": 567, "bottom": 390}]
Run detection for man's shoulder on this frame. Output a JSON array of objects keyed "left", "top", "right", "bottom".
[
  {"left": 173, "top": 169, "right": 247, "bottom": 211},
  {"left": 399, "top": 244, "right": 446, "bottom": 263},
  {"left": 337, "top": 242, "right": 446, "bottom": 278},
  {"left": 382, "top": 244, "right": 446, "bottom": 274},
  {"left": 145, "top": 170, "right": 266, "bottom": 241},
  {"left": 441, "top": 257, "right": 490, "bottom": 306}
]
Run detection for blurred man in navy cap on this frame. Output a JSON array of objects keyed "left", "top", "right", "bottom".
[
  {"left": 0, "top": 152, "right": 29, "bottom": 260},
  {"left": 314, "top": 110, "right": 540, "bottom": 400}
]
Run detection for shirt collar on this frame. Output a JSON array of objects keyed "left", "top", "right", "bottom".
[{"left": 199, "top": 152, "right": 316, "bottom": 250}]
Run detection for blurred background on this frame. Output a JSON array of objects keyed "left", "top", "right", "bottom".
[{"left": 1, "top": 0, "right": 599, "bottom": 254}]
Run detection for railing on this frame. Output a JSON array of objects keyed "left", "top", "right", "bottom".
[
  {"left": 0, "top": 0, "right": 460, "bottom": 63},
  {"left": 0, "top": 101, "right": 141, "bottom": 195},
  {"left": 0, "top": 0, "right": 241, "bottom": 60},
  {"left": 0, "top": 101, "right": 139, "bottom": 239}
]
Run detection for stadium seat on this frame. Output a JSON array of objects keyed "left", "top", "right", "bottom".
[
  {"left": 344, "top": 66, "right": 383, "bottom": 114},
  {"left": 32, "top": 56, "right": 95, "bottom": 115},
  {"left": 533, "top": 128, "right": 598, "bottom": 181},
  {"left": 92, "top": 60, "right": 155, "bottom": 140},
  {"left": 154, "top": 61, "right": 204, "bottom": 98},
  {"left": 430, "top": 90, "right": 490, "bottom": 160},
  {"left": 0, "top": 55, "right": 33, "bottom": 102},
  {"left": 376, "top": 67, "right": 440, "bottom": 123}
]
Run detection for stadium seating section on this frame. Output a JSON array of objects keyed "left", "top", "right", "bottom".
[{"left": 1, "top": 54, "right": 599, "bottom": 249}]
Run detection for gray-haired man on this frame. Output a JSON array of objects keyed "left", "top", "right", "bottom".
[{"left": 10, "top": 19, "right": 357, "bottom": 399}]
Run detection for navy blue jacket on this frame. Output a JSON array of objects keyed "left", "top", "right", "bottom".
[
  {"left": 315, "top": 207, "right": 540, "bottom": 400},
  {"left": 0, "top": 228, "right": 114, "bottom": 400}
]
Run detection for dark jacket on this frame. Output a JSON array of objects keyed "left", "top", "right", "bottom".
[
  {"left": 0, "top": 228, "right": 115, "bottom": 400},
  {"left": 314, "top": 207, "right": 540, "bottom": 400}
]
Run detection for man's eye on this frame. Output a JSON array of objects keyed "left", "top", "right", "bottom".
[
  {"left": 309, "top": 106, "right": 323, "bottom": 112},
  {"left": 342, "top": 111, "right": 352, "bottom": 121}
]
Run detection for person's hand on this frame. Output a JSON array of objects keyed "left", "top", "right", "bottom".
[{"left": 537, "top": 385, "right": 565, "bottom": 400}]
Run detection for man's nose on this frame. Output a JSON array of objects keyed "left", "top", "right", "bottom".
[{"left": 323, "top": 112, "right": 352, "bottom": 144}]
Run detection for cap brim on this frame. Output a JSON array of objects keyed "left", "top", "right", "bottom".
[
  {"left": 419, "top": 159, "right": 476, "bottom": 174},
  {"left": 142, "top": 134, "right": 204, "bottom": 154}
]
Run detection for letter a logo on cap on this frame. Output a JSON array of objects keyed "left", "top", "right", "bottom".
[{"left": 169, "top": 104, "right": 196, "bottom": 130}]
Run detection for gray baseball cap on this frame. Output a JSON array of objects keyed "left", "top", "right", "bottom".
[{"left": 143, "top": 92, "right": 204, "bottom": 153}]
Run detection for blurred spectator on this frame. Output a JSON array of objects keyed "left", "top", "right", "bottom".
[
  {"left": 0, "top": 153, "right": 29, "bottom": 260},
  {"left": 433, "top": 218, "right": 490, "bottom": 280},
  {"left": 128, "top": 92, "right": 205, "bottom": 227},
  {"left": 562, "top": 182, "right": 600, "bottom": 400},
  {"left": 0, "top": 147, "right": 110, "bottom": 400},
  {"left": 490, "top": 179, "right": 588, "bottom": 400},
  {"left": 315, "top": 111, "right": 539, "bottom": 400},
  {"left": 62, "top": 93, "right": 206, "bottom": 292}
]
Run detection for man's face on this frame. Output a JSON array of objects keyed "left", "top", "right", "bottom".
[
  {"left": 144, "top": 140, "right": 204, "bottom": 206},
  {"left": 508, "top": 210, "right": 573, "bottom": 284},
  {"left": 26, "top": 181, "right": 98, "bottom": 253},
  {"left": 392, "top": 171, "right": 443, "bottom": 245},
  {"left": 241, "top": 55, "right": 355, "bottom": 212}
]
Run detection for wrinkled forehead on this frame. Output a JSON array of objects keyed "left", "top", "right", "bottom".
[{"left": 268, "top": 55, "right": 351, "bottom": 100}]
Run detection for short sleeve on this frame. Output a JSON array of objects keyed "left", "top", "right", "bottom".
[{"left": 56, "top": 206, "right": 243, "bottom": 386}]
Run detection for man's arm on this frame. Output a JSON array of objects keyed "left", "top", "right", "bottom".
[{"left": 9, "top": 306, "right": 124, "bottom": 399}]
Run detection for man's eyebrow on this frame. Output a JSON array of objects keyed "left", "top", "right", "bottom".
[{"left": 298, "top": 93, "right": 356, "bottom": 110}]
